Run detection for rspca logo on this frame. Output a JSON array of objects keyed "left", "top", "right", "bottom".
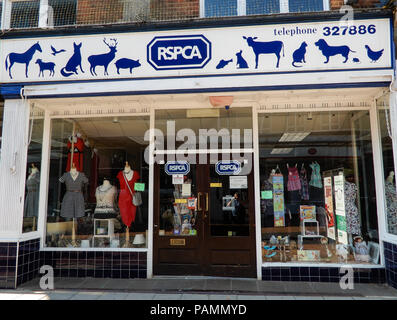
[
  {"left": 147, "top": 35, "right": 211, "bottom": 70},
  {"left": 215, "top": 161, "right": 241, "bottom": 175},
  {"left": 165, "top": 161, "right": 190, "bottom": 175}
]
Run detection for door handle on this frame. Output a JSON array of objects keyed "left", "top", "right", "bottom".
[
  {"left": 197, "top": 192, "right": 203, "bottom": 211},
  {"left": 205, "top": 192, "right": 209, "bottom": 212}
]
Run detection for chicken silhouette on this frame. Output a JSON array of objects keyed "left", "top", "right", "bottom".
[
  {"left": 51, "top": 45, "right": 66, "bottom": 56},
  {"left": 365, "top": 45, "right": 384, "bottom": 62}
]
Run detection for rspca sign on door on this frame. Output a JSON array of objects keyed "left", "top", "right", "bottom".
[{"left": 147, "top": 35, "right": 211, "bottom": 70}]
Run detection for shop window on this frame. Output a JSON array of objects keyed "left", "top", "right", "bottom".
[
  {"left": 377, "top": 94, "right": 397, "bottom": 236},
  {"left": 10, "top": 0, "right": 39, "bottom": 29},
  {"left": 288, "top": 0, "right": 324, "bottom": 13},
  {"left": 45, "top": 116, "right": 150, "bottom": 248},
  {"left": 246, "top": 0, "right": 280, "bottom": 15},
  {"left": 205, "top": 0, "right": 238, "bottom": 17},
  {"left": 48, "top": 0, "right": 77, "bottom": 27},
  {"left": 259, "top": 111, "right": 379, "bottom": 265},
  {"left": 23, "top": 107, "right": 44, "bottom": 233}
]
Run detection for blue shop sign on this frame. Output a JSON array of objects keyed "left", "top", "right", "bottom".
[
  {"left": 165, "top": 161, "right": 190, "bottom": 175},
  {"left": 215, "top": 160, "right": 241, "bottom": 175},
  {"left": 147, "top": 35, "right": 211, "bottom": 70}
]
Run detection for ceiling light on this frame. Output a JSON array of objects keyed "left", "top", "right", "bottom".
[
  {"left": 279, "top": 132, "right": 310, "bottom": 142},
  {"left": 270, "top": 148, "right": 293, "bottom": 154},
  {"left": 112, "top": 117, "right": 119, "bottom": 123}
]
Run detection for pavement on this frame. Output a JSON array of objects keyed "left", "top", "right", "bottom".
[{"left": 0, "top": 276, "right": 395, "bottom": 300}]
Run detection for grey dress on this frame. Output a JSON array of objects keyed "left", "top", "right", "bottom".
[
  {"left": 24, "top": 172, "right": 40, "bottom": 217},
  {"left": 59, "top": 172, "right": 89, "bottom": 218}
]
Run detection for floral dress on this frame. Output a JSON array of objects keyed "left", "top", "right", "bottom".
[
  {"left": 385, "top": 180, "right": 397, "bottom": 234},
  {"left": 344, "top": 181, "right": 361, "bottom": 235},
  {"left": 299, "top": 166, "right": 309, "bottom": 200},
  {"left": 309, "top": 162, "right": 322, "bottom": 188},
  {"left": 287, "top": 166, "right": 301, "bottom": 191}
]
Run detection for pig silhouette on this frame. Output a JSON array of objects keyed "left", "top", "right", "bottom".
[{"left": 115, "top": 58, "right": 141, "bottom": 74}]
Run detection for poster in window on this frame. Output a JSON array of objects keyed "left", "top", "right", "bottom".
[
  {"left": 334, "top": 174, "right": 348, "bottom": 244},
  {"left": 272, "top": 174, "right": 285, "bottom": 227},
  {"left": 323, "top": 176, "right": 336, "bottom": 240}
]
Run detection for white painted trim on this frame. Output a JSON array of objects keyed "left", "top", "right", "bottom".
[
  {"left": 252, "top": 103, "right": 262, "bottom": 280},
  {"left": 41, "top": 247, "right": 148, "bottom": 252},
  {"left": 147, "top": 106, "right": 155, "bottom": 278},
  {"left": 49, "top": 112, "right": 150, "bottom": 119},
  {"left": 369, "top": 101, "right": 386, "bottom": 267},
  {"left": 323, "top": 0, "right": 330, "bottom": 11},
  {"left": 199, "top": 0, "right": 205, "bottom": 18},
  {"left": 154, "top": 149, "right": 254, "bottom": 155},
  {"left": 38, "top": 0, "right": 48, "bottom": 28},
  {"left": 279, "top": 0, "right": 289, "bottom": 14},
  {"left": 1, "top": 0, "right": 11, "bottom": 30},
  {"left": 237, "top": 0, "right": 246, "bottom": 16},
  {"left": 262, "top": 262, "right": 383, "bottom": 268}
]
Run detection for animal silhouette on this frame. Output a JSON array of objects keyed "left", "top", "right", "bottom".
[
  {"left": 315, "top": 39, "right": 355, "bottom": 63},
  {"left": 51, "top": 45, "right": 66, "bottom": 56},
  {"left": 216, "top": 59, "right": 233, "bottom": 69},
  {"left": 5, "top": 42, "right": 42, "bottom": 79},
  {"left": 88, "top": 38, "right": 118, "bottom": 76},
  {"left": 292, "top": 41, "right": 308, "bottom": 68},
  {"left": 243, "top": 36, "right": 284, "bottom": 68},
  {"left": 115, "top": 58, "right": 141, "bottom": 74},
  {"left": 61, "top": 42, "right": 84, "bottom": 77},
  {"left": 365, "top": 45, "right": 384, "bottom": 62},
  {"left": 236, "top": 50, "right": 248, "bottom": 69},
  {"left": 35, "top": 59, "right": 55, "bottom": 77}
]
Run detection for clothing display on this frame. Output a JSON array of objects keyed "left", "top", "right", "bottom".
[
  {"left": 344, "top": 180, "right": 361, "bottom": 235},
  {"left": 385, "top": 180, "right": 397, "bottom": 234},
  {"left": 287, "top": 165, "right": 301, "bottom": 191},
  {"left": 89, "top": 149, "right": 100, "bottom": 203},
  {"left": 66, "top": 136, "right": 85, "bottom": 172},
  {"left": 117, "top": 170, "right": 140, "bottom": 227},
  {"left": 94, "top": 183, "right": 117, "bottom": 219},
  {"left": 309, "top": 162, "right": 322, "bottom": 188},
  {"left": 24, "top": 171, "right": 40, "bottom": 217},
  {"left": 59, "top": 171, "right": 89, "bottom": 218},
  {"left": 299, "top": 165, "right": 309, "bottom": 200}
]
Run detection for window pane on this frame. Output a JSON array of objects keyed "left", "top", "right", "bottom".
[
  {"left": 259, "top": 111, "right": 379, "bottom": 265},
  {"left": 205, "top": 0, "right": 237, "bottom": 17},
  {"left": 247, "top": 0, "right": 280, "bottom": 15},
  {"left": 377, "top": 94, "right": 397, "bottom": 236},
  {"left": 10, "top": 0, "right": 39, "bottom": 29},
  {"left": 46, "top": 116, "right": 150, "bottom": 248},
  {"left": 288, "top": 0, "right": 323, "bottom": 13},
  {"left": 23, "top": 107, "right": 44, "bottom": 233},
  {"left": 48, "top": 0, "right": 77, "bottom": 27}
]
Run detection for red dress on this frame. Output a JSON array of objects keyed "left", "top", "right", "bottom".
[
  {"left": 117, "top": 170, "right": 140, "bottom": 227},
  {"left": 66, "top": 137, "right": 84, "bottom": 172}
]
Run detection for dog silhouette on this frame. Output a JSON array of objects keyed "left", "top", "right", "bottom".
[
  {"left": 315, "top": 39, "right": 355, "bottom": 63},
  {"left": 61, "top": 42, "right": 84, "bottom": 77},
  {"left": 292, "top": 42, "right": 308, "bottom": 68},
  {"left": 36, "top": 59, "right": 55, "bottom": 77},
  {"left": 236, "top": 50, "right": 248, "bottom": 69}
]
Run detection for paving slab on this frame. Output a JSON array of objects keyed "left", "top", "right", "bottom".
[
  {"left": 72, "top": 291, "right": 104, "bottom": 300},
  {"left": 45, "top": 291, "right": 79, "bottom": 300},
  {"left": 236, "top": 295, "right": 267, "bottom": 300},
  {"left": 282, "top": 281, "right": 315, "bottom": 295},
  {"left": 266, "top": 295, "right": 296, "bottom": 300},
  {"left": 231, "top": 280, "right": 258, "bottom": 292},
  {"left": 181, "top": 294, "right": 209, "bottom": 300},
  {"left": 102, "top": 278, "right": 132, "bottom": 290},
  {"left": 208, "top": 294, "right": 237, "bottom": 300},
  {"left": 126, "top": 292, "right": 155, "bottom": 300},
  {"left": 98, "top": 292, "right": 130, "bottom": 300},
  {"left": 205, "top": 279, "right": 232, "bottom": 291},
  {"left": 257, "top": 281, "right": 287, "bottom": 294},
  {"left": 153, "top": 293, "right": 183, "bottom": 300}
]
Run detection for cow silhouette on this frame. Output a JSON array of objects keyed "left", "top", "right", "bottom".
[
  {"left": 236, "top": 50, "right": 248, "bottom": 69},
  {"left": 35, "top": 59, "right": 55, "bottom": 77},
  {"left": 115, "top": 58, "right": 141, "bottom": 74},
  {"left": 5, "top": 42, "right": 42, "bottom": 79},
  {"left": 88, "top": 38, "right": 118, "bottom": 76},
  {"left": 243, "top": 36, "right": 284, "bottom": 68},
  {"left": 61, "top": 42, "right": 84, "bottom": 77}
]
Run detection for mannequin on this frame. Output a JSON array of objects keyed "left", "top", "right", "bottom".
[
  {"left": 387, "top": 171, "right": 395, "bottom": 184},
  {"left": 66, "top": 133, "right": 85, "bottom": 172},
  {"left": 385, "top": 170, "right": 397, "bottom": 234},
  {"left": 24, "top": 163, "right": 40, "bottom": 225},
  {"left": 59, "top": 162, "right": 88, "bottom": 246},
  {"left": 94, "top": 178, "right": 117, "bottom": 218},
  {"left": 344, "top": 175, "right": 361, "bottom": 242},
  {"left": 117, "top": 161, "right": 140, "bottom": 247}
]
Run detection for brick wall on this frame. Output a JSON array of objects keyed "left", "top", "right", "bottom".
[
  {"left": 76, "top": 0, "right": 124, "bottom": 25},
  {"left": 330, "top": 0, "right": 383, "bottom": 10},
  {"left": 150, "top": 0, "right": 199, "bottom": 21}
]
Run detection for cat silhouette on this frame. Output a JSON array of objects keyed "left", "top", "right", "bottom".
[
  {"left": 292, "top": 41, "right": 308, "bottom": 68},
  {"left": 236, "top": 50, "right": 248, "bottom": 69},
  {"left": 61, "top": 42, "right": 84, "bottom": 77}
]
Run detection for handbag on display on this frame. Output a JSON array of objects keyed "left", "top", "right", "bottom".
[{"left": 123, "top": 172, "right": 142, "bottom": 206}]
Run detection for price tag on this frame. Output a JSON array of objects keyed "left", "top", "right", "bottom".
[{"left": 134, "top": 183, "right": 145, "bottom": 191}]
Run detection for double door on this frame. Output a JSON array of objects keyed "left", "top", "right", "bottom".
[{"left": 153, "top": 154, "right": 256, "bottom": 278}]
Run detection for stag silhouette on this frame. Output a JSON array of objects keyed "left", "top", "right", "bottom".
[{"left": 88, "top": 38, "right": 118, "bottom": 76}]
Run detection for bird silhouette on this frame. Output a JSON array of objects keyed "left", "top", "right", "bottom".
[
  {"left": 51, "top": 45, "right": 66, "bottom": 56},
  {"left": 216, "top": 59, "right": 233, "bottom": 69},
  {"left": 365, "top": 45, "right": 384, "bottom": 62}
]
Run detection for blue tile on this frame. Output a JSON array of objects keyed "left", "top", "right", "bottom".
[
  {"left": 280, "top": 268, "right": 290, "bottom": 277},
  {"left": 270, "top": 268, "right": 280, "bottom": 276},
  {"left": 309, "top": 277, "right": 320, "bottom": 282},
  {"left": 319, "top": 268, "right": 329, "bottom": 277},
  {"left": 299, "top": 267, "right": 309, "bottom": 276},
  {"left": 309, "top": 267, "right": 319, "bottom": 277},
  {"left": 290, "top": 268, "right": 299, "bottom": 276},
  {"left": 291, "top": 276, "right": 300, "bottom": 282}
]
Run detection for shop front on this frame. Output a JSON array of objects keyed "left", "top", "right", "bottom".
[{"left": 0, "top": 10, "right": 396, "bottom": 287}]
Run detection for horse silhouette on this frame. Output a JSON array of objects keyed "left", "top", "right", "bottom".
[
  {"left": 5, "top": 42, "right": 42, "bottom": 79},
  {"left": 61, "top": 42, "right": 84, "bottom": 77}
]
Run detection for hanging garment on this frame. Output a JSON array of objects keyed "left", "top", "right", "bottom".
[
  {"left": 309, "top": 162, "right": 323, "bottom": 188},
  {"left": 344, "top": 181, "right": 361, "bottom": 235},
  {"left": 287, "top": 166, "right": 301, "bottom": 191},
  {"left": 89, "top": 150, "right": 100, "bottom": 203},
  {"left": 66, "top": 136, "right": 85, "bottom": 172},
  {"left": 83, "top": 145, "right": 92, "bottom": 179},
  {"left": 117, "top": 170, "right": 140, "bottom": 227},
  {"left": 94, "top": 185, "right": 118, "bottom": 219},
  {"left": 59, "top": 172, "right": 88, "bottom": 218},
  {"left": 385, "top": 180, "right": 397, "bottom": 234},
  {"left": 299, "top": 166, "right": 309, "bottom": 200},
  {"left": 24, "top": 172, "right": 40, "bottom": 217}
]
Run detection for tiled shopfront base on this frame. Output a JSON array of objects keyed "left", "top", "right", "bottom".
[
  {"left": 384, "top": 242, "right": 397, "bottom": 289},
  {"left": 262, "top": 266, "right": 386, "bottom": 284},
  {"left": 39, "top": 251, "right": 147, "bottom": 279},
  {"left": 0, "top": 242, "right": 17, "bottom": 289}
]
